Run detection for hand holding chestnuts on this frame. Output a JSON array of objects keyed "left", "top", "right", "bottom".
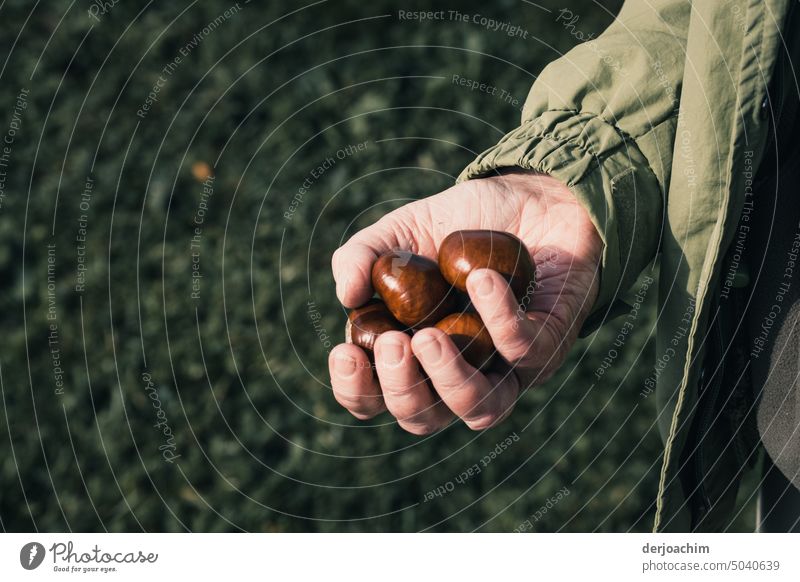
[{"left": 344, "top": 230, "right": 536, "bottom": 370}]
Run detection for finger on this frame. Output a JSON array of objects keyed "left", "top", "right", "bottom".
[
  {"left": 374, "top": 331, "right": 453, "bottom": 435},
  {"left": 332, "top": 208, "right": 425, "bottom": 308},
  {"left": 467, "top": 268, "right": 562, "bottom": 371},
  {"left": 411, "top": 328, "right": 519, "bottom": 431},
  {"left": 329, "top": 344, "right": 386, "bottom": 419}
]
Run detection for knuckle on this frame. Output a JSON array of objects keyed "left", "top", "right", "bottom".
[
  {"left": 481, "top": 299, "right": 513, "bottom": 327},
  {"left": 380, "top": 378, "right": 423, "bottom": 398},
  {"left": 388, "top": 397, "right": 433, "bottom": 422},
  {"left": 499, "top": 336, "right": 535, "bottom": 364},
  {"left": 429, "top": 375, "right": 463, "bottom": 394},
  {"left": 398, "top": 419, "right": 439, "bottom": 436},
  {"left": 333, "top": 392, "right": 383, "bottom": 416},
  {"left": 464, "top": 412, "right": 502, "bottom": 431},
  {"left": 351, "top": 410, "right": 380, "bottom": 421}
]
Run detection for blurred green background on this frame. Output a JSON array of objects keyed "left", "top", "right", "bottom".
[{"left": 0, "top": 0, "right": 754, "bottom": 532}]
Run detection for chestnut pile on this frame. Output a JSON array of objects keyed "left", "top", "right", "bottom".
[{"left": 345, "top": 230, "right": 536, "bottom": 370}]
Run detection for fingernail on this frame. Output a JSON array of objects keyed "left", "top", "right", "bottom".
[
  {"left": 381, "top": 340, "right": 404, "bottom": 367},
  {"left": 475, "top": 271, "right": 494, "bottom": 298},
  {"left": 417, "top": 335, "right": 442, "bottom": 364},
  {"left": 335, "top": 355, "right": 357, "bottom": 378}
]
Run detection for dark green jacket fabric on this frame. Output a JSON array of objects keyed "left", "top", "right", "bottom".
[{"left": 459, "top": 0, "right": 799, "bottom": 531}]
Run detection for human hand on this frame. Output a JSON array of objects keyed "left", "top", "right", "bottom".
[{"left": 329, "top": 170, "right": 602, "bottom": 434}]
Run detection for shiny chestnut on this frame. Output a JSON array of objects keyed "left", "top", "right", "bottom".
[
  {"left": 438, "top": 230, "right": 536, "bottom": 303},
  {"left": 345, "top": 299, "right": 405, "bottom": 353},
  {"left": 434, "top": 312, "right": 495, "bottom": 369},
  {"left": 371, "top": 250, "right": 456, "bottom": 328}
]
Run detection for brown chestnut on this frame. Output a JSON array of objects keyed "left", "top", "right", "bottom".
[
  {"left": 345, "top": 299, "right": 406, "bottom": 353},
  {"left": 434, "top": 312, "right": 495, "bottom": 369},
  {"left": 438, "top": 230, "right": 536, "bottom": 303},
  {"left": 371, "top": 250, "right": 456, "bottom": 328}
]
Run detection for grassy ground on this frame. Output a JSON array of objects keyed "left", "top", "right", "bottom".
[{"left": 0, "top": 0, "right": 757, "bottom": 532}]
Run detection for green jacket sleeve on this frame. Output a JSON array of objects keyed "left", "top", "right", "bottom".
[{"left": 458, "top": 0, "right": 689, "bottom": 319}]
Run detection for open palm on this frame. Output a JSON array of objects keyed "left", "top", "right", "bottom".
[{"left": 330, "top": 169, "right": 602, "bottom": 434}]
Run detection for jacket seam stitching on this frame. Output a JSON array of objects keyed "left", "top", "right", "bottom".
[{"left": 653, "top": 0, "right": 763, "bottom": 533}]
